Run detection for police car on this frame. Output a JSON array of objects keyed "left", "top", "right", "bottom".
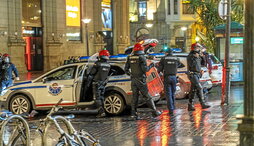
[{"left": 0, "top": 59, "right": 161, "bottom": 115}]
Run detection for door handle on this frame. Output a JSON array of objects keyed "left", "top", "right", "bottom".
[{"left": 64, "top": 85, "right": 73, "bottom": 88}]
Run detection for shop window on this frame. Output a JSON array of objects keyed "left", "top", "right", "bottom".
[
  {"left": 66, "top": 0, "right": 81, "bottom": 41},
  {"left": 22, "top": 0, "right": 42, "bottom": 27},
  {"left": 182, "top": 0, "right": 194, "bottom": 14}
]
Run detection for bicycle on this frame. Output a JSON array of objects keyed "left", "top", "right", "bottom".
[
  {"left": 0, "top": 111, "right": 30, "bottom": 146},
  {"left": 35, "top": 98, "right": 101, "bottom": 146}
]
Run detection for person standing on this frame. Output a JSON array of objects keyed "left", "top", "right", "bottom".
[
  {"left": 87, "top": 49, "right": 111, "bottom": 118},
  {"left": 187, "top": 43, "right": 210, "bottom": 111},
  {"left": 125, "top": 41, "right": 161, "bottom": 120},
  {"left": 0, "top": 53, "right": 19, "bottom": 94},
  {"left": 157, "top": 48, "right": 184, "bottom": 113}
]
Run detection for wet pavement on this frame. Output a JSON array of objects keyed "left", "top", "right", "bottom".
[{"left": 22, "top": 85, "right": 243, "bottom": 146}]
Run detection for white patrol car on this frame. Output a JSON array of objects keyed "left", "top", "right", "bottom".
[{"left": 0, "top": 61, "right": 161, "bottom": 115}]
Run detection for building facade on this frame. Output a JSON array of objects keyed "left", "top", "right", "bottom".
[
  {"left": 0, "top": 0, "right": 130, "bottom": 72},
  {"left": 129, "top": 0, "right": 197, "bottom": 51}
]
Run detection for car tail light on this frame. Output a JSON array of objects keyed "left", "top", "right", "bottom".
[{"left": 212, "top": 65, "right": 219, "bottom": 70}]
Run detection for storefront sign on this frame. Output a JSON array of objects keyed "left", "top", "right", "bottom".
[
  {"left": 66, "top": 0, "right": 80, "bottom": 27},
  {"left": 231, "top": 37, "right": 243, "bottom": 44}
]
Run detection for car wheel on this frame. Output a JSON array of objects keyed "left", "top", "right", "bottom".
[
  {"left": 9, "top": 94, "right": 32, "bottom": 115},
  {"left": 104, "top": 92, "right": 125, "bottom": 115}
]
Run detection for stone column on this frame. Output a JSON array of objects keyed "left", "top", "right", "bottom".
[
  {"left": 238, "top": 0, "right": 254, "bottom": 145},
  {"left": 113, "top": 0, "right": 130, "bottom": 54},
  {"left": 43, "top": 0, "right": 63, "bottom": 71},
  {"left": 91, "top": 0, "right": 105, "bottom": 54},
  {"left": 6, "top": 0, "right": 26, "bottom": 73}
]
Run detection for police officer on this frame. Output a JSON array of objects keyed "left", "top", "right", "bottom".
[
  {"left": 158, "top": 48, "right": 184, "bottom": 113},
  {"left": 0, "top": 54, "right": 19, "bottom": 93},
  {"left": 187, "top": 43, "right": 210, "bottom": 111},
  {"left": 125, "top": 41, "right": 161, "bottom": 119},
  {"left": 87, "top": 49, "right": 111, "bottom": 118}
]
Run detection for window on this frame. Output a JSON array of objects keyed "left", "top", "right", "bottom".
[
  {"left": 46, "top": 66, "right": 77, "bottom": 81},
  {"left": 66, "top": 0, "right": 81, "bottom": 41},
  {"left": 168, "top": 0, "right": 171, "bottom": 15},
  {"left": 109, "top": 65, "right": 125, "bottom": 76},
  {"left": 174, "top": 0, "right": 178, "bottom": 15},
  {"left": 182, "top": 0, "right": 194, "bottom": 14},
  {"left": 22, "top": 0, "right": 42, "bottom": 27},
  {"left": 138, "top": 1, "right": 147, "bottom": 20}
]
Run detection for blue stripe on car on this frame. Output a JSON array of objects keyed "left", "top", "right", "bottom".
[
  {"left": 13, "top": 81, "right": 32, "bottom": 86},
  {"left": 10, "top": 86, "right": 47, "bottom": 91},
  {"left": 108, "top": 79, "right": 131, "bottom": 83}
]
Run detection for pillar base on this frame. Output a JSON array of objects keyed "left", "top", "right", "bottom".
[{"left": 238, "top": 117, "right": 254, "bottom": 146}]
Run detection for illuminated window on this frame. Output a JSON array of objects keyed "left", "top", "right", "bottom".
[
  {"left": 174, "top": 0, "right": 178, "bottom": 15},
  {"left": 102, "top": 0, "right": 112, "bottom": 30},
  {"left": 168, "top": 0, "right": 171, "bottom": 15},
  {"left": 22, "top": 0, "right": 42, "bottom": 27},
  {"left": 182, "top": 0, "right": 194, "bottom": 14},
  {"left": 138, "top": 1, "right": 147, "bottom": 20},
  {"left": 66, "top": 0, "right": 81, "bottom": 41}
]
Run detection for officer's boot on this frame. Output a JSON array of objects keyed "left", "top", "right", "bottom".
[
  {"left": 188, "top": 90, "right": 195, "bottom": 111},
  {"left": 197, "top": 88, "right": 211, "bottom": 109},
  {"left": 188, "top": 102, "right": 195, "bottom": 111},
  {"left": 96, "top": 100, "right": 106, "bottom": 118},
  {"left": 147, "top": 99, "right": 161, "bottom": 117}
]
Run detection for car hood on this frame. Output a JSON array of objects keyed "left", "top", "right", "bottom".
[{"left": 7, "top": 80, "right": 33, "bottom": 89}]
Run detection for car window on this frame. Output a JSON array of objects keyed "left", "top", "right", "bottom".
[
  {"left": 109, "top": 65, "right": 125, "bottom": 76},
  {"left": 177, "top": 57, "right": 188, "bottom": 72},
  {"left": 46, "top": 66, "right": 77, "bottom": 81},
  {"left": 78, "top": 65, "right": 86, "bottom": 77}
]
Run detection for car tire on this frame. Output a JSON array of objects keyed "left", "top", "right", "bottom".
[
  {"left": 104, "top": 92, "right": 125, "bottom": 115},
  {"left": 9, "top": 94, "right": 32, "bottom": 115}
]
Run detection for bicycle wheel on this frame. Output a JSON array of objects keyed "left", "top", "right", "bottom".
[
  {"left": 42, "top": 116, "right": 74, "bottom": 146},
  {"left": 0, "top": 115, "right": 30, "bottom": 146}
]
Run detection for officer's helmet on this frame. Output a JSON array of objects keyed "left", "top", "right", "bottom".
[
  {"left": 3, "top": 53, "right": 10, "bottom": 63},
  {"left": 133, "top": 40, "right": 145, "bottom": 55},
  {"left": 191, "top": 43, "right": 203, "bottom": 54},
  {"left": 99, "top": 49, "right": 110, "bottom": 60}
]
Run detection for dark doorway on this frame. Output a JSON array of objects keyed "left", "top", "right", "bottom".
[{"left": 23, "top": 27, "right": 43, "bottom": 71}]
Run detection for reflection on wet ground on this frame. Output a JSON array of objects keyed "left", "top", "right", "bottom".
[{"left": 23, "top": 85, "right": 242, "bottom": 146}]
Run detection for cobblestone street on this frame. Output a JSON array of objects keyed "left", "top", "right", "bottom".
[{"left": 26, "top": 85, "right": 243, "bottom": 146}]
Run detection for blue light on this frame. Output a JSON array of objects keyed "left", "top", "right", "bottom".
[
  {"left": 79, "top": 56, "right": 90, "bottom": 60},
  {"left": 172, "top": 48, "right": 182, "bottom": 53}
]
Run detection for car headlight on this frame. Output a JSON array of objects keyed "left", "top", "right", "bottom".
[{"left": 1, "top": 89, "right": 9, "bottom": 96}]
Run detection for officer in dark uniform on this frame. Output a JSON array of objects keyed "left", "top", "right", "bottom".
[
  {"left": 0, "top": 54, "right": 19, "bottom": 94},
  {"left": 158, "top": 48, "right": 184, "bottom": 113},
  {"left": 187, "top": 43, "right": 210, "bottom": 111},
  {"left": 125, "top": 41, "right": 161, "bottom": 119},
  {"left": 86, "top": 49, "right": 111, "bottom": 118}
]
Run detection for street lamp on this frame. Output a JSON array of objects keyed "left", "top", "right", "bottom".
[
  {"left": 181, "top": 26, "right": 187, "bottom": 51},
  {"left": 82, "top": 18, "right": 91, "bottom": 56}
]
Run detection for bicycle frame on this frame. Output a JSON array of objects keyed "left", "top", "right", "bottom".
[{"left": 35, "top": 98, "right": 100, "bottom": 146}]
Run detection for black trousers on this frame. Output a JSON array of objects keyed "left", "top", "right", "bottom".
[
  {"left": 188, "top": 73, "right": 205, "bottom": 104},
  {"left": 131, "top": 77, "right": 155, "bottom": 112},
  {"left": 92, "top": 81, "right": 105, "bottom": 107}
]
